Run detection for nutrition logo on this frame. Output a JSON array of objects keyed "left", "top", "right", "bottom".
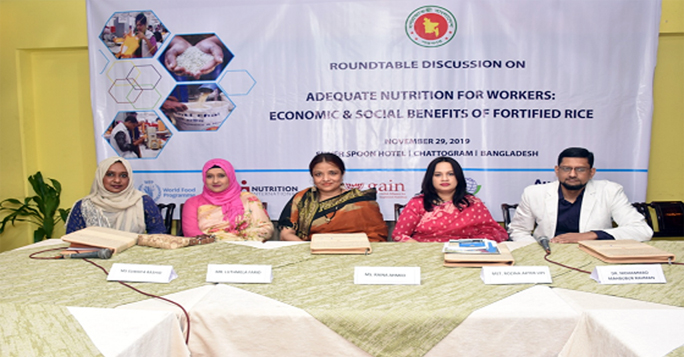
[
  {"left": 240, "top": 180, "right": 298, "bottom": 196},
  {"left": 405, "top": 6, "right": 457, "bottom": 48}
]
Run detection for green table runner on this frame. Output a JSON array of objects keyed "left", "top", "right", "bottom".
[
  {"left": 670, "top": 345, "right": 684, "bottom": 356},
  {"left": 234, "top": 243, "right": 531, "bottom": 357},
  {"left": 0, "top": 303, "right": 102, "bottom": 357},
  {"left": 513, "top": 241, "right": 684, "bottom": 307},
  {"left": 0, "top": 243, "right": 313, "bottom": 307},
  {"left": 0, "top": 243, "right": 530, "bottom": 356},
  {"left": 2, "top": 240, "right": 683, "bottom": 356}
]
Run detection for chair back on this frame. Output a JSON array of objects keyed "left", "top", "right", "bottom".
[
  {"left": 394, "top": 203, "right": 405, "bottom": 222},
  {"left": 177, "top": 203, "right": 184, "bottom": 236},
  {"left": 649, "top": 201, "right": 684, "bottom": 237},
  {"left": 156, "top": 203, "right": 176, "bottom": 234},
  {"left": 631, "top": 202, "right": 654, "bottom": 230},
  {"left": 501, "top": 203, "right": 518, "bottom": 231}
]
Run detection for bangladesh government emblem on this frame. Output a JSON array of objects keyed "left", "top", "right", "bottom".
[{"left": 405, "top": 6, "right": 457, "bottom": 47}]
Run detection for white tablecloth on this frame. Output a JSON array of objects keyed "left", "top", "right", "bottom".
[{"left": 69, "top": 307, "right": 189, "bottom": 357}]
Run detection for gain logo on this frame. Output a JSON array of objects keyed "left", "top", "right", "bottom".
[
  {"left": 138, "top": 180, "right": 162, "bottom": 201},
  {"left": 405, "top": 6, "right": 457, "bottom": 48},
  {"left": 465, "top": 177, "right": 481, "bottom": 195}
]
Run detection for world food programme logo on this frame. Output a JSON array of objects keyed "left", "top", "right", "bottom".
[
  {"left": 465, "top": 177, "right": 481, "bottom": 195},
  {"left": 405, "top": 6, "right": 457, "bottom": 47},
  {"left": 138, "top": 181, "right": 162, "bottom": 201}
]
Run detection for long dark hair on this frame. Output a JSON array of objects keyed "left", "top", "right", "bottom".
[{"left": 420, "top": 156, "right": 471, "bottom": 211}]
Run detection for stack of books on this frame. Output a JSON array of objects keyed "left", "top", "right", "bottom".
[{"left": 443, "top": 239, "right": 515, "bottom": 267}]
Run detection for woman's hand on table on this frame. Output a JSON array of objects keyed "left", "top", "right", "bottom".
[{"left": 279, "top": 228, "right": 304, "bottom": 241}]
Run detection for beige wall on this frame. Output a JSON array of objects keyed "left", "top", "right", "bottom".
[{"left": 1, "top": 0, "right": 683, "bottom": 251}]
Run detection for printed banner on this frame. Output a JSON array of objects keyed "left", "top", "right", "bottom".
[{"left": 86, "top": 0, "right": 661, "bottom": 220}]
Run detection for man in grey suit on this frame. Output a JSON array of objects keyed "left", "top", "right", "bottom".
[{"left": 509, "top": 147, "right": 653, "bottom": 243}]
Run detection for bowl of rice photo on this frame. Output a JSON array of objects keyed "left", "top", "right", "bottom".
[{"left": 172, "top": 101, "right": 234, "bottom": 131}]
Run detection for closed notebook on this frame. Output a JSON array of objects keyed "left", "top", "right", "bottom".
[
  {"left": 444, "top": 243, "right": 515, "bottom": 267},
  {"left": 310, "top": 233, "right": 372, "bottom": 255},
  {"left": 578, "top": 239, "right": 675, "bottom": 264},
  {"left": 61, "top": 226, "right": 139, "bottom": 254}
]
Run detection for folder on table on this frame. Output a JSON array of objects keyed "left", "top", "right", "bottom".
[
  {"left": 310, "top": 233, "right": 372, "bottom": 255},
  {"left": 444, "top": 243, "right": 515, "bottom": 267},
  {"left": 578, "top": 239, "right": 675, "bottom": 264},
  {"left": 61, "top": 226, "right": 139, "bottom": 254}
]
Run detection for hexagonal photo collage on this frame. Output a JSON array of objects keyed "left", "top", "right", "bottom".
[{"left": 99, "top": 10, "right": 249, "bottom": 159}]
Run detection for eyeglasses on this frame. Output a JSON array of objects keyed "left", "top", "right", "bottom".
[{"left": 558, "top": 166, "right": 590, "bottom": 174}]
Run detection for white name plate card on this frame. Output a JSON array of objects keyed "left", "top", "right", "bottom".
[
  {"left": 354, "top": 267, "right": 420, "bottom": 285},
  {"left": 481, "top": 266, "right": 552, "bottom": 285},
  {"left": 206, "top": 264, "right": 273, "bottom": 284},
  {"left": 107, "top": 263, "right": 178, "bottom": 283},
  {"left": 591, "top": 264, "right": 666, "bottom": 285}
]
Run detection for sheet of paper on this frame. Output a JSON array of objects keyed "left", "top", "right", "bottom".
[
  {"left": 206, "top": 264, "right": 273, "bottom": 283},
  {"left": 354, "top": 266, "right": 420, "bottom": 285},
  {"left": 481, "top": 266, "right": 552, "bottom": 284},
  {"left": 590, "top": 264, "right": 666, "bottom": 284},
  {"left": 107, "top": 263, "right": 177, "bottom": 283}
]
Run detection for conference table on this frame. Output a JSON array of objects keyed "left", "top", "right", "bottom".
[{"left": 1, "top": 238, "right": 683, "bottom": 356}]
